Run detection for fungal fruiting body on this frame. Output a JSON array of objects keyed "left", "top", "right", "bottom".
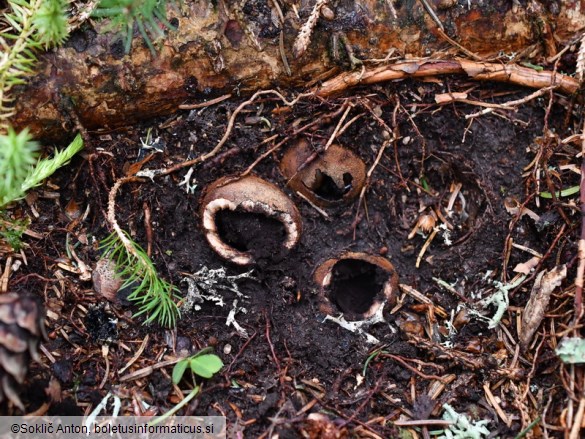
[
  {"left": 200, "top": 175, "right": 302, "bottom": 265},
  {"left": 280, "top": 139, "right": 366, "bottom": 207},
  {"left": 314, "top": 252, "right": 398, "bottom": 320}
]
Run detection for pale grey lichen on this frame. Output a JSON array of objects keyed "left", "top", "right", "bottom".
[
  {"left": 182, "top": 267, "right": 255, "bottom": 337},
  {"left": 181, "top": 266, "right": 255, "bottom": 311},
  {"left": 470, "top": 274, "right": 525, "bottom": 329},
  {"left": 439, "top": 404, "right": 490, "bottom": 439},
  {"left": 178, "top": 166, "right": 197, "bottom": 194}
]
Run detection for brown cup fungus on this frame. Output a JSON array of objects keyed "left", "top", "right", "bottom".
[
  {"left": 280, "top": 139, "right": 366, "bottom": 207},
  {"left": 200, "top": 175, "right": 302, "bottom": 265},
  {"left": 314, "top": 252, "right": 398, "bottom": 320}
]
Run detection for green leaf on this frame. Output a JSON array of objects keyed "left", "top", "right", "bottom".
[
  {"left": 556, "top": 337, "right": 585, "bottom": 364},
  {"left": 189, "top": 354, "right": 223, "bottom": 379},
  {"left": 172, "top": 359, "right": 189, "bottom": 384},
  {"left": 539, "top": 185, "right": 580, "bottom": 199}
]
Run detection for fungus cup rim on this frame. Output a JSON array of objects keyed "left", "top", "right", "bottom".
[
  {"left": 314, "top": 252, "right": 399, "bottom": 320},
  {"left": 200, "top": 175, "right": 302, "bottom": 265}
]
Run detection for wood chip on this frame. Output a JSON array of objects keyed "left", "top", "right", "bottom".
[{"left": 513, "top": 256, "right": 541, "bottom": 274}]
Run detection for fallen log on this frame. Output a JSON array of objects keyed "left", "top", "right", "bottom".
[{"left": 11, "top": 0, "right": 585, "bottom": 140}]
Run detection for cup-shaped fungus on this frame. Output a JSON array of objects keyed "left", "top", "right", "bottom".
[
  {"left": 314, "top": 252, "right": 398, "bottom": 320},
  {"left": 200, "top": 175, "right": 302, "bottom": 265},
  {"left": 280, "top": 139, "right": 366, "bottom": 207}
]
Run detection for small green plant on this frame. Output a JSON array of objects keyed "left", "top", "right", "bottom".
[
  {"left": 100, "top": 231, "right": 180, "bottom": 327},
  {"left": 0, "top": 129, "right": 83, "bottom": 251},
  {"left": 1, "top": 0, "right": 69, "bottom": 123},
  {"left": 0, "top": 0, "right": 80, "bottom": 253},
  {"left": 150, "top": 348, "right": 223, "bottom": 425},
  {"left": 172, "top": 348, "right": 224, "bottom": 382},
  {"left": 363, "top": 348, "right": 385, "bottom": 377},
  {"left": 33, "top": 0, "right": 69, "bottom": 47},
  {"left": 0, "top": 128, "right": 39, "bottom": 206},
  {"left": 92, "top": 0, "right": 176, "bottom": 53},
  {"left": 0, "top": 215, "right": 29, "bottom": 251},
  {"left": 0, "top": 130, "right": 84, "bottom": 207}
]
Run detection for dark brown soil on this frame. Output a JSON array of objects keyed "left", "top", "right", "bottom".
[{"left": 3, "top": 78, "right": 579, "bottom": 438}]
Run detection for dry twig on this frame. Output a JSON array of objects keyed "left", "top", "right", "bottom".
[
  {"left": 465, "top": 85, "right": 558, "bottom": 119},
  {"left": 178, "top": 94, "right": 232, "bottom": 110},
  {"left": 316, "top": 60, "right": 578, "bottom": 97}
]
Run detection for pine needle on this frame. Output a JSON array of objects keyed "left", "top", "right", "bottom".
[
  {"left": 21, "top": 133, "right": 83, "bottom": 193},
  {"left": 0, "top": 0, "right": 42, "bottom": 125}
]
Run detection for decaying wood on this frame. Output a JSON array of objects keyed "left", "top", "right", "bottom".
[{"left": 10, "top": 0, "right": 585, "bottom": 140}]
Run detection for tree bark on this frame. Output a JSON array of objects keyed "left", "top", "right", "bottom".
[{"left": 11, "top": 0, "right": 585, "bottom": 141}]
